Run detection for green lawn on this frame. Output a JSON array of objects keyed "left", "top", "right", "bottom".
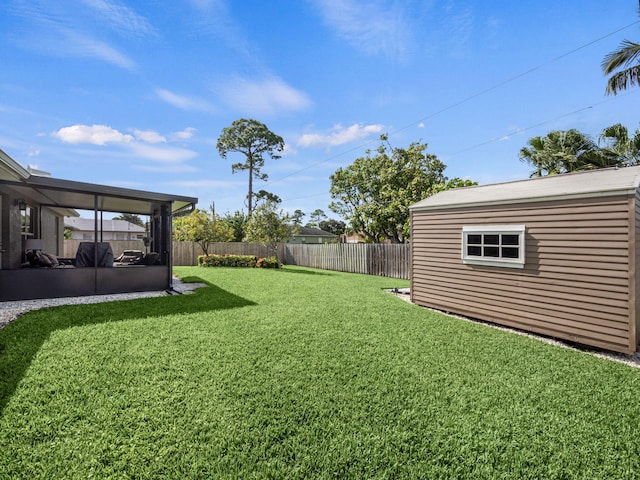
[{"left": 1, "top": 266, "right": 639, "bottom": 479}]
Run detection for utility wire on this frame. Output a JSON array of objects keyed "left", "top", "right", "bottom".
[
  {"left": 267, "top": 19, "right": 640, "bottom": 192},
  {"left": 447, "top": 89, "right": 637, "bottom": 157},
  {"left": 281, "top": 90, "right": 636, "bottom": 204}
]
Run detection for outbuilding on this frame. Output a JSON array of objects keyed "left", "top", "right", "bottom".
[{"left": 409, "top": 166, "right": 640, "bottom": 354}]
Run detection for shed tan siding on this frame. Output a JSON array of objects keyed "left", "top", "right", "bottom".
[{"left": 411, "top": 195, "right": 637, "bottom": 354}]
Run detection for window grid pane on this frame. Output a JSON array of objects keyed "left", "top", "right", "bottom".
[
  {"left": 463, "top": 227, "right": 524, "bottom": 265},
  {"left": 484, "top": 234, "right": 499, "bottom": 245}
]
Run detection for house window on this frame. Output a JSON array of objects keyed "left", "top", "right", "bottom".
[
  {"left": 462, "top": 225, "right": 525, "bottom": 268},
  {"left": 20, "top": 206, "right": 36, "bottom": 238}
]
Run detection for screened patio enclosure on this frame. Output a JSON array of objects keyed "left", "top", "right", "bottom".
[{"left": 0, "top": 169, "right": 197, "bottom": 302}]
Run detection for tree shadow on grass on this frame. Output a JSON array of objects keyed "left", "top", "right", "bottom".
[{"left": 0, "top": 281, "right": 254, "bottom": 415}]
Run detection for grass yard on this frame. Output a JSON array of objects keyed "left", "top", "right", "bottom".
[{"left": 1, "top": 266, "right": 640, "bottom": 479}]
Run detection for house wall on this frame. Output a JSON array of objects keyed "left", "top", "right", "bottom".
[
  {"left": 1, "top": 185, "right": 67, "bottom": 266},
  {"left": 410, "top": 194, "right": 636, "bottom": 354},
  {"left": 68, "top": 231, "right": 144, "bottom": 241},
  {"left": 4, "top": 190, "right": 24, "bottom": 269},
  {"left": 288, "top": 235, "right": 337, "bottom": 244},
  {"left": 40, "top": 208, "right": 63, "bottom": 256}
]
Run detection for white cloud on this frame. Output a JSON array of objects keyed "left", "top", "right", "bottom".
[
  {"left": 155, "top": 88, "right": 215, "bottom": 112},
  {"left": 170, "top": 127, "right": 198, "bottom": 141},
  {"left": 170, "top": 179, "right": 245, "bottom": 188},
  {"left": 310, "top": 0, "right": 412, "bottom": 60},
  {"left": 184, "top": 0, "right": 252, "bottom": 58},
  {"left": 80, "top": 0, "right": 155, "bottom": 37},
  {"left": 134, "top": 164, "right": 199, "bottom": 173},
  {"left": 298, "top": 123, "right": 384, "bottom": 148},
  {"left": 52, "top": 123, "right": 198, "bottom": 163},
  {"left": 68, "top": 31, "right": 136, "bottom": 69},
  {"left": 217, "top": 76, "right": 311, "bottom": 116},
  {"left": 281, "top": 144, "right": 297, "bottom": 156},
  {"left": 10, "top": 3, "right": 137, "bottom": 70},
  {"left": 133, "top": 129, "right": 166, "bottom": 144},
  {"left": 441, "top": 1, "right": 474, "bottom": 57},
  {"left": 128, "top": 143, "right": 198, "bottom": 163},
  {"left": 53, "top": 124, "right": 133, "bottom": 145}
]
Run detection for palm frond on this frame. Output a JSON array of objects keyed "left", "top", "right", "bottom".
[
  {"left": 605, "top": 65, "right": 640, "bottom": 94},
  {"left": 601, "top": 40, "right": 640, "bottom": 73}
]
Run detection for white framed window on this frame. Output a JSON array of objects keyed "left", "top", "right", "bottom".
[{"left": 462, "top": 225, "right": 525, "bottom": 268}]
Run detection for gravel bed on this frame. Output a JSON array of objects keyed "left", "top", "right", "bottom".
[
  {"left": 0, "top": 279, "right": 207, "bottom": 330},
  {"left": 386, "top": 288, "right": 640, "bottom": 369}
]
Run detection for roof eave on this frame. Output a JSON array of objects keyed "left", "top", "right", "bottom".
[
  {"left": 410, "top": 188, "right": 638, "bottom": 212},
  {"left": 0, "top": 148, "right": 30, "bottom": 180}
]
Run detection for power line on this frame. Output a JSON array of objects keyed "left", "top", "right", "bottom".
[
  {"left": 268, "top": 19, "right": 640, "bottom": 192},
  {"left": 446, "top": 89, "right": 638, "bottom": 157},
  {"left": 280, "top": 90, "right": 636, "bottom": 204}
]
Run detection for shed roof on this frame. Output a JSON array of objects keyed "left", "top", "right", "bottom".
[{"left": 410, "top": 166, "right": 640, "bottom": 211}]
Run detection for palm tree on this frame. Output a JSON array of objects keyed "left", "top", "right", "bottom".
[
  {"left": 520, "top": 129, "right": 620, "bottom": 177},
  {"left": 599, "top": 123, "right": 640, "bottom": 165},
  {"left": 602, "top": 40, "right": 640, "bottom": 94},
  {"left": 602, "top": 2, "right": 640, "bottom": 95}
]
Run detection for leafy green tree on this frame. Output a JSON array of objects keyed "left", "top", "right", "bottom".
[
  {"left": 306, "top": 209, "right": 327, "bottom": 228},
  {"left": 216, "top": 118, "right": 285, "bottom": 214},
  {"left": 319, "top": 218, "right": 346, "bottom": 236},
  {"left": 173, "top": 209, "right": 234, "bottom": 255},
  {"left": 519, "top": 129, "right": 621, "bottom": 177},
  {"left": 245, "top": 200, "right": 295, "bottom": 265},
  {"left": 291, "top": 209, "right": 305, "bottom": 226},
  {"left": 220, "top": 210, "right": 247, "bottom": 242},
  {"left": 599, "top": 123, "right": 640, "bottom": 166},
  {"left": 112, "top": 213, "right": 145, "bottom": 227},
  {"left": 602, "top": 36, "right": 640, "bottom": 94},
  {"left": 329, "top": 135, "right": 474, "bottom": 243}
]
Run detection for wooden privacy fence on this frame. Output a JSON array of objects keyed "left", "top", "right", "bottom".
[
  {"left": 63, "top": 241, "right": 410, "bottom": 279},
  {"left": 284, "top": 243, "right": 410, "bottom": 279}
]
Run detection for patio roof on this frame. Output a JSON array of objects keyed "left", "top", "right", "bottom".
[
  {"left": 0, "top": 149, "right": 29, "bottom": 181},
  {"left": 0, "top": 174, "right": 197, "bottom": 215}
]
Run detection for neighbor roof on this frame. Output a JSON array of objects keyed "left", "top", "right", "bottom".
[
  {"left": 410, "top": 166, "right": 640, "bottom": 211},
  {"left": 294, "top": 227, "right": 337, "bottom": 237},
  {"left": 65, "top": 217, "right": 145, "bottom": 233}
]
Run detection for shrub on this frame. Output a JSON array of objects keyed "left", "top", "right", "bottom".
[
  {"left": 256, "top": 256, "right": 280, "bottom": 268},
  {"left": 198, "top": 254, "right": 257, "bottom": 267}
]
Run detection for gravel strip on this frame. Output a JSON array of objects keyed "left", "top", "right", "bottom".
[
  {"left": 0, "top": 279, "right": 207, "bottom": 330},
  {"left": 386, "top": 287, "right": 640, "bottom": 369}
]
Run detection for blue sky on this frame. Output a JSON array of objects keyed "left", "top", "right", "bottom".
[{"left": 1, "top": 0, "right": 639, "bottom": 222}]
